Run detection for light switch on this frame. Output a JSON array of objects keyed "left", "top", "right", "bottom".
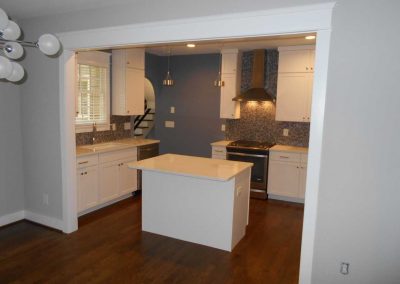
[
  {"left": 283, "top": 128, "right": 289, "bottom": 136},
  {"left": 124, "top": 122, "right": 131, "bottom": 130},
  {"left": 111, "top": 123, "right": 117, "bottom": 131},
  {"left": 221, "top": 124, "right": 226, "bottom": 131},
  {"left": 165, "top": 121, "right": 175, "bottom": 128},
  {"left": 170, "top": 106, "right": 175, "bottom": 114}
]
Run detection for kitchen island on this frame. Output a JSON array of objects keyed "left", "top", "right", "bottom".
[{"left": 128, "top": 154, "right": 252, "bottom": 252}]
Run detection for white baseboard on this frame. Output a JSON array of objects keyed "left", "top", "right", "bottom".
[
  {"left": 78, "top": 193, "right": 133, "bottom": 217},
  {"left": 24, "top": 210, "right": 63, "bottom": 231},
  {"left": 0, "top": 211, "right": 25, "bottom": 227},
  {"left": 268, "top": 194, "right": 304, "bottom": 204}
]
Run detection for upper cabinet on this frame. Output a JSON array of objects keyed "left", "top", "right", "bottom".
[
  {"left": 112, "top": 48, "right": 145, "bottom": 116},
  {"left": 275, "top": 46, "right": 315, "bottom": 123},
  {"left": 219, "top": 49, "right": 241, "bottom": 119}
]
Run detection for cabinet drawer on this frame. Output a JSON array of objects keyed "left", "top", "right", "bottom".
[
  {"left": 99, "top": 148, "right": 137, "bottom": 164},
  {"left": 270, "top": 151, "right": 301, "bottom": 163},
  {"left": 77, "top": 155, "right": 98, "bottom": 169},
  {"left": 212, "top": 147, "right": 227, "bottom": 157}
]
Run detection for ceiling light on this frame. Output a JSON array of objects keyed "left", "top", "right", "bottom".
[
  {"left": 163, "top": 49, "right": 174, "bottom": 86},
  {"left": 0, "top": 6, "right": 61, "bottom": 83},
  {"left": 186, "top": 43, "right": 196, "bottom": 48},
  {"left": 305, "top": 35, "right": 316, "bottom": 40}
]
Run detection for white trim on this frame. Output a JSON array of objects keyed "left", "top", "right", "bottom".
[
  {"left": 57, "top": 3, "right": 335, "bottom": 283},
  {"left": 24, "top": 210, "right": 63, "bottom": 231},
  {"left": 78, "top": 193, "right": 133, "bottom": 217},
  {"left": 268, "top": 194, "right": 305, "bottom": 204},
  {"left": 75, "top": 123, "right": 110, "bottom": 133},
  {"left": 0, "top": 211, "right": 25, "bottom": 227}
]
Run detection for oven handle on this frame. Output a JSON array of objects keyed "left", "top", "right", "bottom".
[{"left": 227, "top": 152, "right": 268, "bottom": 158}]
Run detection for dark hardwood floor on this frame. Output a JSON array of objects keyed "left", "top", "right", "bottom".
[{"left": 0, "top": 196, "right": 304, "bottom": 284}]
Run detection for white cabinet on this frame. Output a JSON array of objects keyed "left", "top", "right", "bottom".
[
  {"left": 276, "top": 46, "right": 315, "bottom": 122},
  {"left": 211, "top": 145, "right": 227, "bottom": 160},
  {"left": 219, "top": 49, "right": 241, "bottom": 119},
  {"left": 267, "top": 146, "right": 308, "bottom": 202},
  {"left": 112, "top": 48, "right": 145, "bottom": 116},
  {"left": 77, "top": 166, "right": 98, "bottom": 212},
  {"left": 76, "top": 147, "right": 138, "bottom": 214}
]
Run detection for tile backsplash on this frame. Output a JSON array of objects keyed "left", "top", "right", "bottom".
[
  {"left": 225, "top": 49, "right": 310, "bottom": 147},
  {"left": 75, "top": 115, "right": 134, "bottom": 145}
]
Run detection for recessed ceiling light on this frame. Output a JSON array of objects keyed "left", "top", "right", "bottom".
[
  {"left": 186, "top": 43, "right": 196, "bottom": 48},
  {"left": 305, "top": 35, "right": 316, "bottom": 40}
]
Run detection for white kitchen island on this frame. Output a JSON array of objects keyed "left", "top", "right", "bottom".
[{"left": 127, "top": 154, "right": 252, "bottom": 252}]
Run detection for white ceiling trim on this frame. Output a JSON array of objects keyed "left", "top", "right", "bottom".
[{"left": 58, "top": 3, "right": 334, "bottom": 50}]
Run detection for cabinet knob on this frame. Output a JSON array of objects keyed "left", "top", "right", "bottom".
[
  {"left": 306, "top": 67, "right": 309, "bottom": 70},
  {"left": 311, "top": 67, "right": 313, "bottom": 71},
  {"left": 127, "top": 110, "right": 130, "bottom": 114}
]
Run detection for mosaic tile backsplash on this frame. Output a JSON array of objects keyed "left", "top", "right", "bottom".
[
  {"left": 225, "top": 49, "right": 310, "bottom": 147},
  {"left": 75, "top": 115, "right": 134, "bottom": 145}
]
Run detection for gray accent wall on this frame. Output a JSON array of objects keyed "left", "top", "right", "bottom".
[
  {"left": 153, "top": 54, "right": 225, "bottom": 157},
  {"left": 0, "top": 83, "right": 24, "bottom": 218},
  {"left": 11, "top": 1, "right": 400, "bottom": 282}
]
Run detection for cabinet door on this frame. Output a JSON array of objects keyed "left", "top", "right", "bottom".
[
  {"left": 221, "top": 52, "right": 238, "bottom": 74},
  {"left": 220, "top": 73, "right": 240, "bottom": 119},
  {"left": 99, "top": 161, "right": 120, "bottom": 203},
  {"left": 278, "top": 50, "right": 311, "bottom": 73},
  {"left": 298, "top": 164, "right": 308, "bottom": 199},
  {"left": 276, "top": 73, "right": 309, "bottom": 122},
  {"left": 268, "top": 161, "right": 300, "bottom": 198},
  {"left": 119, "top": 159, "right": 138, "bottom": 196},
  {"left": 77, "top": 166, "right": 98, "bottom": 212},
  {"left": 304, "top": 73, "right": 314, "bottom": 122},
  {"left": 125, "top": 49, "right": 145, "bottom": 69},
  {"left": 309, "top": 50, "right": 315, "bottom": 71},
  {"left": 125, "top": 68, "right": 145, "bottom": 115}
]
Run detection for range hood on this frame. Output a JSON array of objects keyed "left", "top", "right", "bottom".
[{"left": 232, "top": 50, "right": 274, "bottom": 102}]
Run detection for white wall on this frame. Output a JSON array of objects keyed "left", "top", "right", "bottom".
[
  {"left": 15, "top": 0, "right": 400, "bottom": 282},
  {"left": 0, "top": 83, "right": 24, "bottom": 218},
  {"left": 312, "top": 1, "right": 400, "bottom": 283}
]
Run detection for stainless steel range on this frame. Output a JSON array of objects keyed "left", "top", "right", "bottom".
[{"left": 226, "top": 140, "right": 275, "bottom": 199}]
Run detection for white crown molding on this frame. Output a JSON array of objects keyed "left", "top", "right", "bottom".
[{"left": 58, "top": 3, "right": 335, "bottom": 50}]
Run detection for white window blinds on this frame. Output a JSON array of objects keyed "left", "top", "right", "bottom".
[{"left": 75, "top": 51, "right": 110, "bottom": 127}]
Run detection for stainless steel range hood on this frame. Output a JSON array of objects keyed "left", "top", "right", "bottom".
[{"left": 232, "top": 50, "right": 274, "bottom": 102}]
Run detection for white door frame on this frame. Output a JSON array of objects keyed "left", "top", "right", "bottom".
[{"left": 58, "top": 3, "right": 335, "bottom": 283}]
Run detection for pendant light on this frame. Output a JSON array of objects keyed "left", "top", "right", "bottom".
[
  {"left": 0, "top": 7, "right": 61, "bottom": 83},
  {"left": 163, "top": 48, "right": 174, "bottom": 86},
  {"left": 214, "top": 52, "right": 223, "bottom": 87}
]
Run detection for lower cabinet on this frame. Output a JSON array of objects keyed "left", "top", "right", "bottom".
[
  {"left": 267, "top": 149, "right": 308, "bottom": 201},
  {"left": 77, "top": 165, "right": 99, "bottom": 212},
  {"left": 77, "top": 147, "right": 138, "bottom": 214}
]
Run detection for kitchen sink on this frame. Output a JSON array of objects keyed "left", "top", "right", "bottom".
[{"left": 81, "top": 142, "right": 126, "bottom": 151}]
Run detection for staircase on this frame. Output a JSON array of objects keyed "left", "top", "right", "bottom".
[{"left": 133, "top": 100, "right": 155, "bottom": 138}]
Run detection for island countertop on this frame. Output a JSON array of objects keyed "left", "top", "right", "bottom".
[{"left": 127, "top": 153, "right": 253, "bottom": 182}]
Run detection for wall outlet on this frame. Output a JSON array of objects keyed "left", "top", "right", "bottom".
[
  {"left": 340, "top": 262, "right": 350, "bottom": 275},
  {"left": 283, "top": 128, "right": 289, "bottom": 136},
  {"left": 221, "top": 124, "right": 226, "bottom": 132},
  {"left": 124, "top": 122, "right": 131, "bottom": 130},
  {"left": 165, "top": 121, "right": 175, "bottom": 128},
  {"left": 170, "top": 106, "right": 175, "bottom": 114},
  {"left": 110, "top": 123, "right": 116, "bottom": 131},
  {"left": 43, "top": 193, "right": 49, "bottom": 205}
]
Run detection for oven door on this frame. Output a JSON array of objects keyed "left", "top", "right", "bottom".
[{"left": 226, "top": 151, "right": 268, "bottom": 190}]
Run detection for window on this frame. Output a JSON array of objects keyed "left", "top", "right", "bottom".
[{"left": 75, "top": 51, "right": 110, "bottom": 133}]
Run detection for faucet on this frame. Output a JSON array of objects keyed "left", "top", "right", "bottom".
[{"left": 91, "top": 122, "right": 97, "bottom": 145}]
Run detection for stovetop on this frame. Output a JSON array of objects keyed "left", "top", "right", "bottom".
[{"left": 227, "top": 140, "right": 275, "bottom": 151}]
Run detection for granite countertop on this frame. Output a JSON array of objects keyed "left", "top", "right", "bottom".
[
  {"left": 210, "top": 140, "right": 233, "bottom": 147},
  {"left": 270, "top": 144, "right": 308, "bottom": 154},
  {"left": 127, "top": 154, "right": 253, "bottom": 182},
  {"left": 76, "top": 138, "right": 160, "bottom": 157}
]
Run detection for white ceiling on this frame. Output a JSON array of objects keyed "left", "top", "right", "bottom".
[
  {"left": 142, "top": 35, "right": 316, "bottom": 56},
  {"left": 1, "top": 0, "right": 138, "bottom": 20}
]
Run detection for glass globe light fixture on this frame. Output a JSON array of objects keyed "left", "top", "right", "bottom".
[
  {"left": 3, "top": 42, "right": 24, "bottom": 59},
  {"left": 38, "top": 34, "right": 61, "bottom": 56},
  {"left": 0, "top": 56, "right": 13, "bottom": 79},
  {"left": 6, "top": 62, "right": 24, "bottom": 82},
  {"left": 1, "top": 20, "right": 21, "bottom": 40},
  {"left": 0, "top": 8, "right": 8, "bottom": 30}
]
